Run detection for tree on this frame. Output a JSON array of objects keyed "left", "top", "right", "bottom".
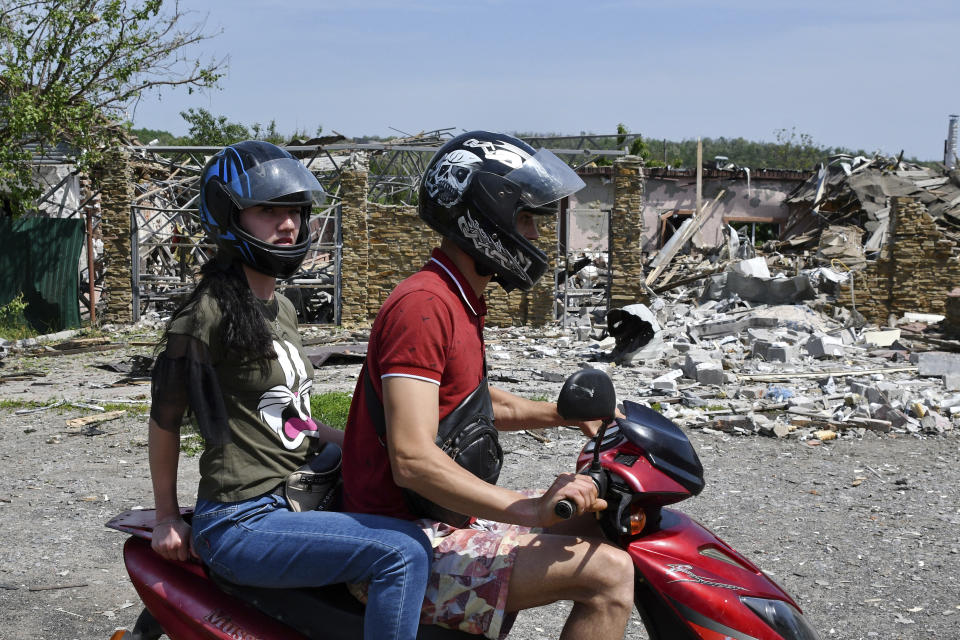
[
  {"left": 0, "top": 0, "right": 224, "bottom": 214},
  {"left": 180, "top": 107, "right": 249, "bottom": 146}
]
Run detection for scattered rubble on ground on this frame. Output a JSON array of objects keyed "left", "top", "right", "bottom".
[{"left": 487, "top": 244, "right": 960, "bottom": 443}]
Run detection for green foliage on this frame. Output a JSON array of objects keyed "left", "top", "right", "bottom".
[
  {"left": 180, "top": 108, "right": 251, "bottom": 146},
  {"left": 134, "top": 112, "right": 322, "bottom": 147},
  {"left": 179, "top": 427, "right": 204, "bottom": 456},
  {"left": 617, "top": 123, "right": 664, "bottom": 168},
  {"left": 0, "top": 293, "right": 35, "bottom": 340},
  {"left": 653, "top": 130, "right": 868, "bottom": 171},
  {"left": 0, "top": 0, "right": 223, "bottom": 215},
  {"left": 310, "top": 391, "right": 353, "bottom": 431},
  {"left": 128, "top": 126, "right": 180, "bottom": 146},
  {"left": 517, "top": 125, "right": 871, "bottom": 171}
]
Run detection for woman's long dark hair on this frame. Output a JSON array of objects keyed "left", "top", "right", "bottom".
[{"left": 159, "top": 256, "right": 275, "bottom": 372}]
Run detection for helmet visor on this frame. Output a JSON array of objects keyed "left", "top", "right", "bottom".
[
  {"left": 225, "top": 157, "right": 326, "bottom": 208},
  {"left": 503, "top": 149, "right": 585, "bottom": 208}
]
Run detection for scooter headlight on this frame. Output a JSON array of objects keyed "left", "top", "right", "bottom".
[{"left": 741, "top": 596, "right": 821, "bottom": 640}]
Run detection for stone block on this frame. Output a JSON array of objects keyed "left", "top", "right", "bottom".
[
  {"left": 921, "top": 411, "right": 952, "bottom": 433},
  {"left": 752, "top": 341, "right": 796, "bottom": 363},
  {"left": 681, "top": 352, "right": 717, "bottom": 379},
  {"left": 917, "top": 352, "right": 960, "bottom": 377},
  {"left": 711, "top": 415, "right": 756, "bottom": 432},
  {"left": 864, "top": 329, "right": 901, "bottom": 347},
  {"left": 944, "top": 374, "right": 960, "bottom": 392},
  {"left": 806, "top": 335, "right": 845, "bottom": 358},
  {"left": 695, "top": 362, "right": 725, "bottom": 386},
  {"left": 738, "top": 385, "right": 767, "bottom": 400},
  {"left": 652, "top": 378, "right": 678, "bottom": 392},
  {"left": 874, "top": 405, "right": 909, "bottom": 429}
]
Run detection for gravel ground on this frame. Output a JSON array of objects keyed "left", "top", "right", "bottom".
[{"left": 1, "top": 335, "right": 958, "bottom": 640}]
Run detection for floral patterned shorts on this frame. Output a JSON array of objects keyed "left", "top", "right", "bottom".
[{"left": 349, "top": 516, "right": 534, "bottom": 639}]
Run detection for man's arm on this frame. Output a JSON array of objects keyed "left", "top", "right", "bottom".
[
  {"left": 489, "top": 386, "right": 608, "bottom": 437},
  {"left": 383, "top": 376, "right": 604, "bottom": 527}
]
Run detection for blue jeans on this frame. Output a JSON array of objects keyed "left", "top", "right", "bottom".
[{"left": 192, "top": 493, "right": 432, "bottom": 640}]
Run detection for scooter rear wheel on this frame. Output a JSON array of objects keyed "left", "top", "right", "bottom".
[{"left": 131, "top": 608, "right": 164, "bottom": 640}]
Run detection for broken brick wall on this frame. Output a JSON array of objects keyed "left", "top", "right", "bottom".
[
  {"left": 364, "top": 201, "right": 438, "bottom": 315},
  {"left": 836, "top": 197, "right": 960, "bottom": 324},
  {"left": 93, "top": 147, "right": 134, "bottom": 324},
  {"left": 484, "top": 211, "right": 558, "bottom": 327},
  {"left": 338, "top": 167, "right": 558, "bottom": 327}
]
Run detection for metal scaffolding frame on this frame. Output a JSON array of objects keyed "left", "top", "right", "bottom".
[
  {"left": 559, "top": 207, "right": 613, "bottom": 330},
  {"left": 127, "top": 144, "right": 345, "bottom": 323}
]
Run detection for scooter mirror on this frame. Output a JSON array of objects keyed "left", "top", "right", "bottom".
[{"left": 557, "top": 369, "right": 616, "bottom": 421}]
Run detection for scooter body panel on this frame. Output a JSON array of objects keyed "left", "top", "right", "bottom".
[
  {"left": 627, "top": 508, "right": 800, "bottom": 640},
  {"left": 125, "top": 537, "right": 309, "bottom": 640}
]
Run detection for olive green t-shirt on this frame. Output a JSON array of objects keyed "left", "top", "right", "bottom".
[{"left": 167, "top": 292, "right": 317, "bottom": 502}]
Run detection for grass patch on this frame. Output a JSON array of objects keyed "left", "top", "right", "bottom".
[
  {"left": 0, "top": 398, "right": 50, "bottom": 411},
  {"left": 0, "top": 398, "right": 150, "bottom": 416},
  {"left": 0, "top": 294, "right": 36, "bottom": 341},
  {"left": 650, "top": 402, "right": 663, "bottom": 413},
  {"left": 180, "top": 426, "right": 204, "bottom": 456},
  {"left": 311, "top": 391, "right": 353, "bottom": 431}
]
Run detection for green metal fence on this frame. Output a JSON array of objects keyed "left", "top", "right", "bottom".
[{"left": 0, "top": 217, "right": 85, "bottom": 332}]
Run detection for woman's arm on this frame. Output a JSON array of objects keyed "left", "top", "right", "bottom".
[
  {"left": 148, "top": 418, "right": 198, "bottom": 561},
  {"left": 314, "top": 421, "right": 345, "bottom": 447}
]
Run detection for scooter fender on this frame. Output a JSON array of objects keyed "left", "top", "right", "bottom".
[
  {"left": 627, "top": 508, "right": 803, "bottom": 640},
  {"left": 124, "top": 537, "right": 309, "bottom": 640}
]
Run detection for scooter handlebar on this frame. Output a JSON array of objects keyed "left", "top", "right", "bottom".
[{"left": 554, "top": 499, "right": 576, "bottom": 519}]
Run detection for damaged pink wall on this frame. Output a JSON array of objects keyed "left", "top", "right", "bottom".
[{"left": 570, "top": 167, "right": 808, "bottom": 251}]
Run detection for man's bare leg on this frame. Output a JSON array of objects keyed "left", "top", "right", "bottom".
[{"left": 505, "top": 533, "right": 633, "bottom": 640}]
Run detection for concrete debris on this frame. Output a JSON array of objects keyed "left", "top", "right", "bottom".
[
  {"left": 606, "top": 304, "right": 662, "bottom": 364},
  {"left": 494, "top": 249, "right": 960, "bottom": 443},
  {"left": 700, "top": 271, "right": 816, "bottom": 305},
  {"left": 917, "top": 351, "right": 960, "bottom": 377},
  {"left": 728, "top": 257, "right": 771, "bottom": 279},
  {"left": 864, "top": 329, "right": 901, "bottom": 348}
]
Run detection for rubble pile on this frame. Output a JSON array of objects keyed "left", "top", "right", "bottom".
[
  {"left": 781, "top": 153, "right": 960, "bottom": 246},
  {"left": 489, "top": 251, "right": 960, "bottom": 443}
]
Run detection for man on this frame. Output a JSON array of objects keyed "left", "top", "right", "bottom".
[{"left": 342, "top": 131, "right": 633, "bottom": 640}]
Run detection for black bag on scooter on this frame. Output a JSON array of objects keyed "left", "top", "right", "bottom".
[
  {"left": 283, "top": 441, "right": 343, "bottom": 512},
  {"left": 363, "top": 365, "right": 502, "bottom": 528}
]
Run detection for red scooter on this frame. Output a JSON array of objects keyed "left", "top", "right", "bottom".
[
  {"left": 554, "top": 368, "right": 821, "bottom": 640},
  {"left": 107, "top": 369, "right": 820, "bottom": 639},
  {"left": 106, "top": 508, "right": 474, "bottom": 640}
]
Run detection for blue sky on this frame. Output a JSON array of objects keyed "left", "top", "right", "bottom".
[{"left": 130, "top": 0, "right": 960, "bottom": 159}]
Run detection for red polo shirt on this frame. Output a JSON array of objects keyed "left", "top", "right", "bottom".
[{"left": 341, "top": 248, "right": 487, "bottom": 520}]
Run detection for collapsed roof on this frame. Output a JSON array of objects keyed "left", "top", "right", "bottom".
[{"left": 782, "top": 154, "right": 960, "bottom": 248}]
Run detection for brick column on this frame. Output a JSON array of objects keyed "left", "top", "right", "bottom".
[
  {"left": 93, "top": 147, "right": 133, "bottom": 323},
  {"left": 339, "top": 167, "right": 370, "bottom": 325},
  {"left": 609, "top": 155, "right": 645, "bottom": 308}
]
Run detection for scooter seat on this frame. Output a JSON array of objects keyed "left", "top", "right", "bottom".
[{"left": 209, "top": 573, "right": 474, "bottom": 639}]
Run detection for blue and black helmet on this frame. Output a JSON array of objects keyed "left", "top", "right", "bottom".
[{"left": 199, "top": 140, "right": 325, "bottom": 279}]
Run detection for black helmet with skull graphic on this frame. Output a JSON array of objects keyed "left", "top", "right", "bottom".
[{"left": 419, "top": 131, "right": 585, "bottom": 292}]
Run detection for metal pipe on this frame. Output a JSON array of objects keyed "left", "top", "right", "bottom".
[{"left": 85, "top": 205, "right": 96, "bottom": 325}]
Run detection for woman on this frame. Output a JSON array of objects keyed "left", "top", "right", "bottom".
[{"left": 147, "top": 140, "right": 431, "bottom": 640}]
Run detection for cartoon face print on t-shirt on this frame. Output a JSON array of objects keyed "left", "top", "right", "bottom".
[{"left": 256, "top": 340, "right": 318, "bottom": 450}]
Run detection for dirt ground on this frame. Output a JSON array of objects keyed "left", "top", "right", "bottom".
[{"left": 1, "top": 334, "right": 958, "bottom": 640}]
